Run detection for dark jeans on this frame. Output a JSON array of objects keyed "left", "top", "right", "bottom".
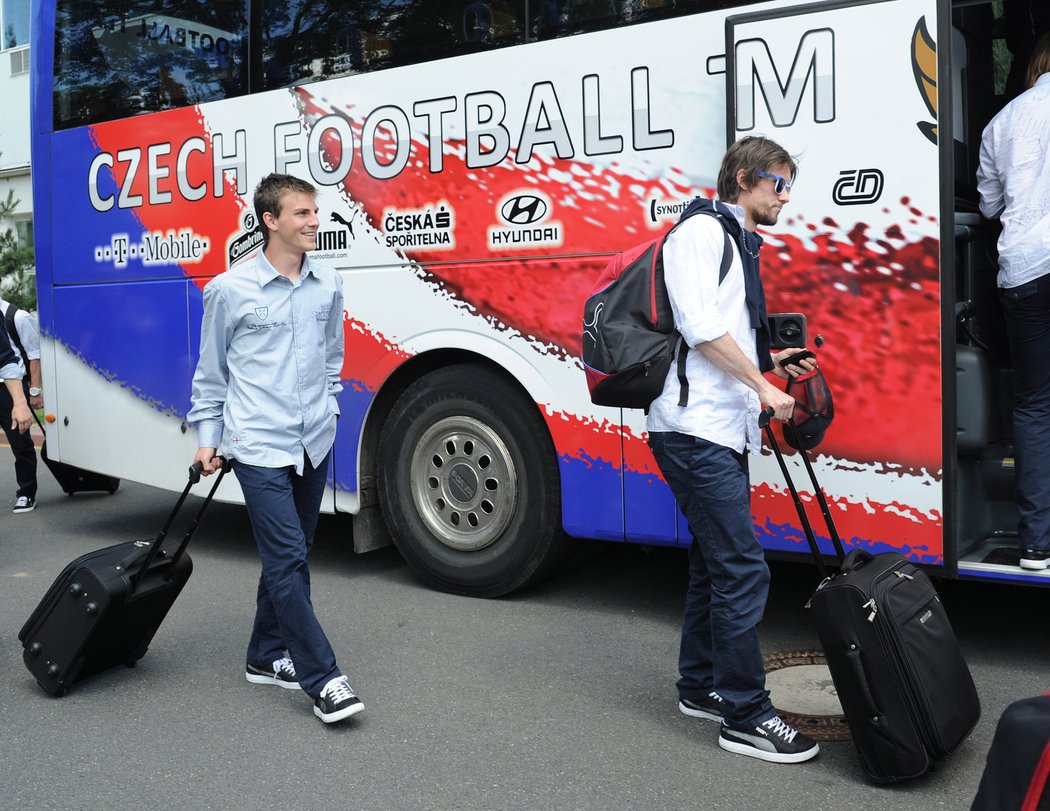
[
  {"left": 0, "top": 381, "right": 36, "bottom": 499},
  {"left": 1001, "top": 272, "right": 1050, "bottom": 552},
  {"left": 648, "top": 431, "right": 773, "bottom": 727},
  {"left": 233, "top": 452, "right": 340, "bottom": 698}
]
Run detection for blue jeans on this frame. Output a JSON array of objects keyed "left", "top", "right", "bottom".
[
  {"left": 1001, "top": 272, "right": 1050, "bottom": 553},
  {"left": 648, "top": 431, "right": 773, "bottom": 727},
  {"left": 233, "top": 452, "right": 340, "bottom": 698}
]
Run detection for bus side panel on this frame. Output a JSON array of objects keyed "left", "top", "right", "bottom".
[
  {"left": 36, "top": 2, "right": 947, "bottom": 566},
  {"left": 728, "top": 0, "right": 944, "bottom": 564},
  {"left": 50, "top": 279, "right": 197, "bottom": 480}
]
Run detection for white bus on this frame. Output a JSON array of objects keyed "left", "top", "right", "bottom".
[{"left": 30, "top": 0, "right": 1047, "bottom": 593}]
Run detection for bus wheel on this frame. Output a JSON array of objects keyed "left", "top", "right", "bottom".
[{"left": 378, "top": 364, "right": 564, "bottom": 597}]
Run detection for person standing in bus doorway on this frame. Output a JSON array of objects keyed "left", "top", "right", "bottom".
[
  {"left": 1, "top": 296, "right": 36, "bottom": 513},
  {"left": 977, "top": 32, "right": 1050, "bottom": 572},
  {"left": 646, "top": 136, "right": 820, "bottom": 763},
  {"left": 188, "top": 173, "right": 364, "bottom": 724}
]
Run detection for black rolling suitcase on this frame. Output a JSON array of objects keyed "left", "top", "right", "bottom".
[
  {"left": 30, "top": 411, "right": 121, "bottom": 496},
  {"left": 761, "top": 412, "right": 981, "bottom": 782},
  {"left": 40, "top": 438, "right": 121, "bottom": 495},
  {"left": 19, "top": 460, "right": 228, "bottom": 696}
]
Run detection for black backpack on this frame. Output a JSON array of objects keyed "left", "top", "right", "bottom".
[{"left": 582, "top": 203, "right": 733, "bottom": 409}]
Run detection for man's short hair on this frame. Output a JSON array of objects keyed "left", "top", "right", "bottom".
[
  {"left": 253, "top": 173, "right": 317, "bottom": 245},
  {"left": 1027, "top": 31, "right": 1050, "bottom": 89},
  {"left": 716, "top": 136, "right": 798, "bottom": 203}
]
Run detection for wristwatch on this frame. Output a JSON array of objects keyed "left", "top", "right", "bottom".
[{"left": 29, "top": 387, "right": 42, "bottom": 396}]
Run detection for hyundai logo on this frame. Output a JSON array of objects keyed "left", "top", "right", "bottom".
[{"left": 500, "top": 194, "right": 548, "bottom": 225}]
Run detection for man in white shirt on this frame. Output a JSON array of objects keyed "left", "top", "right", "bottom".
[
  {"left": 188, "top": 174, "right": 363, "bottom": 724},
  {"left": 647, "top": 136, "right": 818, "bottom": 763},
  {"left": 977, "top": 32, "right": 1050, "bottom": 571},
  {"left": 1, "top": 297, "right": 38, "bottom": 513}
]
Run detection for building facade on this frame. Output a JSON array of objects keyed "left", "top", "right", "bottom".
[{"left": 0, "top": 0, "right": 32, "bottom": 250}]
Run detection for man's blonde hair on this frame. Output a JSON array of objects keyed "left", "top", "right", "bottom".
[{"left": 254, "top": 173, "right": 317, "bottom": 246}]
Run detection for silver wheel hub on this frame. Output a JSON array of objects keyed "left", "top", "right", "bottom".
[{"left": 409, "top": 416, "right": 517, "bottom": 552}]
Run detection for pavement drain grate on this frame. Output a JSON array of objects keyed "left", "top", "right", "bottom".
[{"left": 764, "top": 650, "right": 851, "bottom": 742}]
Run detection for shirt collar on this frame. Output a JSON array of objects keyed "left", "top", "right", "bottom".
[
  {"left": 1037, "top": 73, "right": 1050, "bottom": 88},
  {"left": 716, "top": 200, "right": 748, "bottom": 232},
  {"left": 252, "top": 250, "right": 316, "bottom": 287}
]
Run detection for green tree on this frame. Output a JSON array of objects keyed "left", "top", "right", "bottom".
[{"left": 0, "top": 188, "right": 36, "bottom": 311}]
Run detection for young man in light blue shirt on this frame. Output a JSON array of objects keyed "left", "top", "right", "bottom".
[{"left": 189, "top": 173, "right": 362, "bottom": 724}]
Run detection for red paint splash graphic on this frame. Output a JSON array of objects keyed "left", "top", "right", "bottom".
[{"left": 294, "top": 88, "right": 941, "bottom": 474}]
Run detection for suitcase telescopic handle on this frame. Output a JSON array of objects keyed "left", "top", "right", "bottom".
[
  {"left": 129, "top": 457, "right": 230, "bottom": 593},
  {"left": 760, "top": 407, "right": 846, "bottom": 575}
]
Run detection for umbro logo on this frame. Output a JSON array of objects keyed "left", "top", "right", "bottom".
[{"left": 500, "top": 194, "right": 548, "bottom": 225}]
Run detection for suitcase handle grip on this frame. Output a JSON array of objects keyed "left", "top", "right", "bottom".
[
  {"left": 188, "top": 456, "right": 230, "bottom": 484},
  {"left": 841, "top": 548, "right": 875, "bottom": 573},
  {"left": 846, "top": 646, "right": 883, "bottom": 720}
]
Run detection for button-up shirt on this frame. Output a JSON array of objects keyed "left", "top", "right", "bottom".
[
  {"left": 0, "top": 299, "right": 25, "bottom": 381},
  {"left": 646, "top": 203, "right": 763, "bottom": 454},
  {"left": 188, "top": 252, "right": 345, "bottom": 474},
  {"left": 977, "top": 73, "right": 1050, "bottom": 289}
]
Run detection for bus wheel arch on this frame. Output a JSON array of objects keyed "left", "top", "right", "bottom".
[{"left": 372, "top": 356, "right": 565, "bottom": 597}]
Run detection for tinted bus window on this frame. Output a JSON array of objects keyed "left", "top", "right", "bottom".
[
  {"left": 53, "top": 1, "right": 249, "bottom": 130},
  {"left": 532, "top": 0, "right": 765, "bottom": 39},
  {"left": 258, "top": 0, "right": 526, "bottom": 90}
]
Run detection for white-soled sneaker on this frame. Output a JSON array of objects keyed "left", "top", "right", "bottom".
[
  {"left": 13, "top": 495, "right": 35, "bottom": 514},
  {"left": 245, "top": 657, "right": 300, "bottom": 689},
  {"left": 313, "top": 675, "right": 364, "bottom": 723},
  {"left": 1020, "top": 548, "right": 1050, "bottom": 571},
  {"left": 679, "top": 691, "right": 726, "bottom": 721},
  {"left": 719, "top": 715, "right": 820, "bottom": 764}
]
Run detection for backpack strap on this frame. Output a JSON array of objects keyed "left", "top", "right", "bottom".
[
  {"left": 5, "top": 304, "right": 30, "bottom": 379},
  {"left": 677, "top": 227, "right": 733, "bottom": 407}
]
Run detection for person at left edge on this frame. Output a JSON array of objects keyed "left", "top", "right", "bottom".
[
  {"left": 2, "top": 296, "right": 42, "bottom": 514},
  {"left": 187, "top": 173, "right": 363, "bottom": 724},
  {"left": 0, "top": 299, "right": 33, "bottom": 513}
]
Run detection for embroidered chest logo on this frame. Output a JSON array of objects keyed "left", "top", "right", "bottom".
[{"left": 254, "top": 306, "right": 269, "bottom": 321}]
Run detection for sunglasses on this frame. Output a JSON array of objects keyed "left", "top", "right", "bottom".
[{"left": 758, "top": 171, "right": 793, "bottom": 195}]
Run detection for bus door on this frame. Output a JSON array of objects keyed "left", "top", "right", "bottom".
[{"left": 723, "top": 0, "right": 947, "bottom": 565}]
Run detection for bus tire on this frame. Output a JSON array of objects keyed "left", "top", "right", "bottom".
[{"left": 377, "top": 364, "right": 564, "bottom": 597}]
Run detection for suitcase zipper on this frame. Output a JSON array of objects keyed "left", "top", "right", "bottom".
[{"left": 862, "top": 598, "right": 878, "bottom": 622}]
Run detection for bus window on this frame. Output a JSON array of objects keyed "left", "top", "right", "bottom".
[
  {"left": 258, "top": 1, "right": 526, "bottom": 91},
  {"left": 53, "top": 1, "right": 249, "bottom": 130},
  {"left": 531, "top": 0, "right": 768, "bottom": 40}
]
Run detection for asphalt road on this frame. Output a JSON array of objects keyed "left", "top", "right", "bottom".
[{"left": 1, "top": 451, "right": 1047, "bottom": 810}]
